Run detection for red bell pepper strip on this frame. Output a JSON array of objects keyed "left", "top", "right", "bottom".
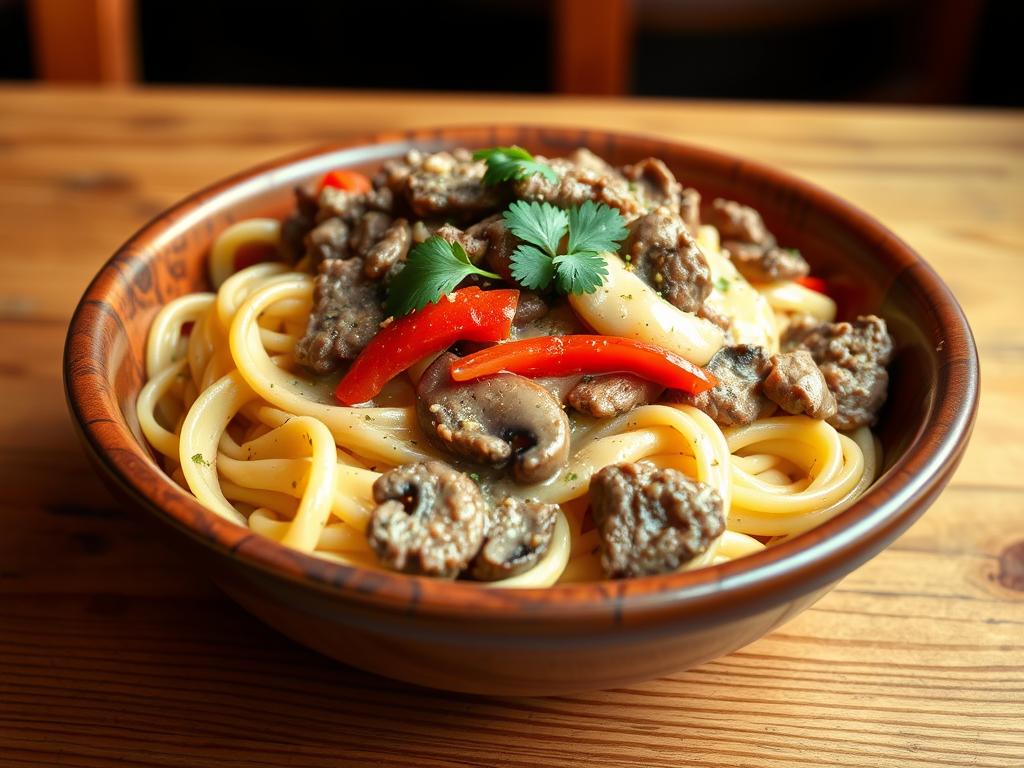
[
  {"left": 449, "top": 335, "right": 718, "bottom": 395},
  {"left": 795, "top": 276, "right": 829, "bottom": 295},
  {"left": 318, "top": 169, "right": 372, "bottom": 194},
  {"left": 334, "top": 287, "right": 519, "bottom": 405}
]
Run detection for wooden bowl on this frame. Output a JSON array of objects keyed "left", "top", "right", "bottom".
[{"left": 64, "top": 127, "right": 979, "bottom": 695}]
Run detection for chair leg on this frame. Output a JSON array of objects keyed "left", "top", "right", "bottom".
[
  {"left": 28, "top": 0, "right": 138, "bottom": 84},
  {"left": 554, "top": 0, "right": 633, "bottom": 95}
]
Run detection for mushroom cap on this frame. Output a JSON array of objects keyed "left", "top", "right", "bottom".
[
  {"left": 368, "top": 461, "right": 486, "bottom": 577},
  {"left": 416, "top": 352, "right": 571, "bottom": 485}
]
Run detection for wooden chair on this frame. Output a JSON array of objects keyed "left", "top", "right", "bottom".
[
  {"left": 27, "top": 0, "right": 982, "bottom": 103},
  {"left": 28, "top": 0, "right": 137, "bottom": 83}
]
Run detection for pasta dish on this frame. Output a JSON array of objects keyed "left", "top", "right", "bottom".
[{"left": 137, "top": 146, "right": 892, "bottom": 587}]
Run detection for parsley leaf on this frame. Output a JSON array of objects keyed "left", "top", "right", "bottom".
[
  {"left": 385, "top": 236, "right": 499, "bottom": 317},
  {"left": 714, "top": 276, "right": 730, "bottom": 292},
  {"left": 553, "top": 250, "right": 608, "bottom": 294},
  {"left": 474, "top": 146, "right": 559, "bottom": 186},
  {"left": 503, "top": 200, "right": 567, "bottom": 256},
  {"left": 505, "top": 200, "right": 627, "bottom": 295},
  {"left": 510, "top": 244, "right": 556, "bottom": 290},
  {"left": 567, "top": 199, "right": 630, "bottom": 255}
]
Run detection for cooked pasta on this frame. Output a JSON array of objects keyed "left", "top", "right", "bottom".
[{"left": 138, "top": 145, "right": 891, "bottom": 586}]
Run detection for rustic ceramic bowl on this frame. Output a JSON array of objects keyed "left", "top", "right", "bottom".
[{"left": 65, "top": 127, "right": 978, "bottom": 695}]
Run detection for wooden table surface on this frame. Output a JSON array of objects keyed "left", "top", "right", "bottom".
[{"left": 0, "top": 85, "right": 1021, "bottom": 768}]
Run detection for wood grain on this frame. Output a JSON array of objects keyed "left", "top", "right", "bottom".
[{"left": 0, "top": 86, "right": 1021, "bottom": 766}]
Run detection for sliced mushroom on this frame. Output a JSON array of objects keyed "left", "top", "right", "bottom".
[
  {"left": 470, "top": 497, "right": 559, "bottom": 581},
  {"left": 416, "top": 352, "right": 571, "bottom": 484},
  {"left": 367, "top": 461, "right": 486, "bottom": 577}
]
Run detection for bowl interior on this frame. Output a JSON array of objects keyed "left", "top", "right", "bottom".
[{"left": 66, "top": 126, "right": 978, "bottom": 623}]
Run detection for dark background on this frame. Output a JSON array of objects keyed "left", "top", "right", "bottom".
[{"left": 1, "top": 0, "right": 1020, "bottom": 106}]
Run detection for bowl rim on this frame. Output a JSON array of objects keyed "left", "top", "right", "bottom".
[{"left": 64, "top": 125, "right": 979, "bottom": 627}]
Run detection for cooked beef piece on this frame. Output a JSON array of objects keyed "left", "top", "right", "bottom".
[
  {"left": 314, "top": 179, "right": 393, "bottom": 225},
  {"left": 434, "top": 215, "right": 521, "bottom": 284},
  {"left": 724, "top": 241, "right": 810, "bottom": 283},
  {"left": 511, "top": 303, "right": 586, "bottom": 350},
  {"left": 417, "top": 353, "right": 571, "bottom": 484},
  {"left": 680, "top": 187, "right": 701, "bottom": 233},
  {"left": 349, "top": 211, "right": 392, "bottom": 257},
  {"left": 623, "top": 157, "right": 681, "bottom": 211},
  {"left": 280, "top": 186, "right": 319, "bottom": 262},
  {"left": 435, "top": 221, "right": 489, "bottom": 261},
  {"left": 568, "top": 374, "right": 664, "bottom": 419},
  {"left": 763, "top": 350, "right": 837, "bottom": 421},
  {"left": 697, "top": 303, "right": 732, "bottom": 332},
  {"left": 787, "top": 315, "right": 893, "bottom": 430},
  {"left": 304, "top": 218, "right": 351, "bottom": 266},
  {"left": 368, "top": 461, "right": 486, "bottom": 577},
  {"left": 364, "top": 185, "right": 394, "bottom": 214},
  {"left": 402, "top": 149, "right": 502, "bottom": 220},
  {"left": 706, "top": 198, "right": 772, "bottom": 245},
  {"left": 363, "top": 218, "right": 411, "bottom": 279},
  {"left": 514, "top": 148, "right": 642, "bottom": 219},
  {"left": 470, "top": 497, "right": 559, "bottom": 581},
  {"left": 294, "top": 258, "right": 384, "bottom": 374},
  {"left": 675, "top": 344, "right": 775, "bottom": 426},
  {"left": 316, "top": 186, "right": 367, "bottom": 224},
  {"left": 624, "top": 207, "right": 713, "bottom": 313},
  {"left": 706, "top": 198, "right": 810, "bottom": 283},
  {"left": 780, "top": 313, "right": 822, "bottom": 351},
  {"left": 534, "top": 374, "right": 584, "bottom": 403},
  {"left": 512, "top": 291, "right": 549, "bottom": 328},
  {"left": 379, "top": 150, "right": 419, "bottom": 194},
  {"left": 590, "top": 462, "right": 725, "bottom": 578},
  {"left": 469, "top": 215, "right": 519, "bottom": 283}
]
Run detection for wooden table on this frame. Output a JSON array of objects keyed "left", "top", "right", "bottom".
[{"left": 1, "top": 85, "right": 1021, "bottom": 768}]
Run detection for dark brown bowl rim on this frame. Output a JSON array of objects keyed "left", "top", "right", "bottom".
[{"left": 64, "top": 126, "right": 979, "bottom": 627}]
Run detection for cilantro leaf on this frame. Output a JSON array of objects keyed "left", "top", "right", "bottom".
[
  {"left": 385, "top": 237, "right": 499, "bottom": 317},
  {"left": 566, "top": 200, "right": 629, "bottom": 256},
  {"left": 503, "top": 200, "right": 567, "bottom": 257},
  {"left": 510, "top": 244, "right": 557, "bottom": 290},
  {"left": 552, "top": 250, "right": 608, "bottom": 295},
  {"left": 474, "top": 146, "right": 559, "bottom": 186}
]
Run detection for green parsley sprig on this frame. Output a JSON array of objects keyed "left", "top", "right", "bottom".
[
  {"left": 385, "top": 237, "right": 499, "bottom": 317},
  {"left": 473, "top": 146, "right": 558, "bottom": 186},
  {"left": 505, "top": 199, "right": 628, "bottom": 295}
]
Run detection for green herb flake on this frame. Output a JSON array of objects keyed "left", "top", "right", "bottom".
[
  {"left": 190, "top": 453, "right": 210, "bottom": 467},
  {"left": 473, "top": 146, "right": 558, "bottom": 186},
  {"left": 384, "top": 236, "right": 500, "bottom": 317},
  {"left": 564, "top": 471, "right": 578, "bottom": 482},
  {"left": 505, "top": 199, "right": 626, "bottom": 296},
  {"left": 714, "top": 276, "right": 731, "bottom": 292},
  {"left": 469, "top": 472, "right": 481, "bottom": 484}
]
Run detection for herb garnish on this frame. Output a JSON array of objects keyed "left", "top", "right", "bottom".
[
  {"left": 505, "top": 200, "right": 628, "bottom": 295},
  {"left": 190, "top": 453, "right": 210, "bottom": 467},
  {"left": 473, "top": 146, "right": 558, "bottom": 186},
  {"left": 714, "top": 276, "right": 730, "bottom": 292},
  {"left": 384, "top": 237, "right": 500, "bottom": 317}
]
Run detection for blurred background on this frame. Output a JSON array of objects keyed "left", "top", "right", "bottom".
[{"left": 0, "top": 0, "right": 1019, "bottom": 106}]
